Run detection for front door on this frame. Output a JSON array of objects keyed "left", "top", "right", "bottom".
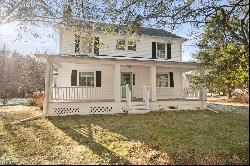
[{"left": 121, "top": 72, "right": 132, "bottom": 99}]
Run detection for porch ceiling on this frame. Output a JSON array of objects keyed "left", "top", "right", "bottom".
[{"left": 35, "top": 54, "right": 204, "bottom": 70}]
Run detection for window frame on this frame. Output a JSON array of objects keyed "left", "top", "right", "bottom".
[
  {"left": 77, "top": 71, "right": 95, "bottom": 87},
  {"left": 156, "top": 42, "right": 166, "bottom": 59},
  {"left": 80, "top": 36, "right": 94, "bottom": 54},
  {"left": 116, "top": 39, "right": 126, "bottom": 50},
  {"left": 127, "top": 40, "right": 137, "bottom": 51},
  {"left": 156, "top": 73, "right": 169, "bottom": 87},
  {"left": 74, "top": 34, "right": 94, "bottom": 54}
]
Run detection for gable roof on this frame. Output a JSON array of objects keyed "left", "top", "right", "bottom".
[
  {"left": 139, "top": 27, "right": 183, "bottom": 38},
  {"left": 56, "top": 20, "right": 186, "bottom": 40}
]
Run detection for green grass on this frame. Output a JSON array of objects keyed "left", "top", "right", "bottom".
[{"left": 0, "top": 108, "right": 249, "bottom": 165}]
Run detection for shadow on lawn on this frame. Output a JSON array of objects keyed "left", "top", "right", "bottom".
[
  {"left": 48, "top": 117, "right": 132, "bottom": 165},
  {"left": 47, "top": 112, "right": 248, "bottom": 165}
]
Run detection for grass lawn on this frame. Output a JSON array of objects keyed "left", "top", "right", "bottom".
[{"left": 0, "top": 106, "right": 249, "bottom": 165}]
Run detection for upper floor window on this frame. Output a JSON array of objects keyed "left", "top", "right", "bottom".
[
  {"left": 81, "top": 36, "right": 93, "bottom": 53},
  {"left": 128, "top": 40, "right": 136, "bottom": 51},
  {"left": 116, "top": 39, "right": 126, "bottom": 50},
  {"left": 75, "top": 35, "right": 93, "bottom": 54},
  {"left": 116, "top": 39, "right": 137, "bottom": 51},
  {"left": 157, "top": 43, "right": 165, "bottom": 58}
]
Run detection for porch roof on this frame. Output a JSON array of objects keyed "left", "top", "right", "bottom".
[{"left": 36, "top": 54, "right": 204, "bottom": 70}]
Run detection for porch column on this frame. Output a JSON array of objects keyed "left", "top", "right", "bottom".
[
  {"left": 199, "top": 66, "right": 207, "bottom": 108},
  {"left": 114, "top": 64, "right": 121, "bottom": 102},
  {"left": 180, "top": 69, "right": 184, "bottom": 99},
  {"left": 43, "top": 61, "right": 53, "bottom": 115},
  {"left": 150, "top": 66, "right": 157, "bottom": 101}
]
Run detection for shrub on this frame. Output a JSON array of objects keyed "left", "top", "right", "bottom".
[
  {"left": 232, "top": 89, "right": 249, "bottom": 103},
  {"left": 26, "top": 92, "right": 44, "bottom": 110}
]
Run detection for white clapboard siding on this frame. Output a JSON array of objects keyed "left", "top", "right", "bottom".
[
  {"left": 57, "top": 63, "right": 114, "bottom": 88},
  {"left": 60, "top": 30, "right": 183, "bottom": 61}
]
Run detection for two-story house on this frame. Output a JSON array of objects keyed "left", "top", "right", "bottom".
[{"left": 37, "top": 5, "right": 207, "bottom": 116}]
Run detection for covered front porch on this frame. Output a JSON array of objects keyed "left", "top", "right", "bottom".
[
  {"left": 50, "top": 65, "right": 203, "bottom": 101},
  {"left": 38, "top": 54, "right": 207, "bottom": 115}
]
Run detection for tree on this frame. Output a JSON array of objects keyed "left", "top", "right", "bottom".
[
  {"left": 192, "top": 12, "right": 249, "bottom": 100},
  {"left": 0, "top": 46, "right": 46, "bottom": 104},
  {"left": 0, "top": 1, "right": 248, "bottom": 47}
]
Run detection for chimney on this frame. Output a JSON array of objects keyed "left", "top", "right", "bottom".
[{"left": 63, "top": 4, "right": 72, "bottom": 22}]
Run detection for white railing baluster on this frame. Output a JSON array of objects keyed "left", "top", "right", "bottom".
[
  {"left": 156, "top": 87, "right": 200, "bottom": 99},
  {"left": 143, "top": 86, "right": 150, "bottom": 110},
  {"left": 51, "top": 87, "right": 114, "bottom": 101},
  {"left": 126, "top": 84, "right": 132, "bottom": 110}
]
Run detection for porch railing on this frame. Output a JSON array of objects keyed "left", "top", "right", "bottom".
[
  {"left": 156, "top": 87, "right": 200, "bottom": 99},
  {"left": 183, "top": 88, "right": 200, "bottom": 98},
  {"left": 51, "top": 87, "right": 114, "bottom": 100},
  {"left": 157, "top": 87, "right": 182, "bottom": 99}
]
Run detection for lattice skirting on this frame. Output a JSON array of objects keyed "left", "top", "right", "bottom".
[
  {"left": 122, "top": 106, "right": 128, "bottom": 113},
  {"left": 90, "top": 106, "right": 112, "bottom": 113},
  {"left": 54, "top": 107, "right": 80, "bottom": 115}
]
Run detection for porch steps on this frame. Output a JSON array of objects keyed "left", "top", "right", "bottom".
[{"left": 128, "top": 102, "right": 150, "bottom": 114}]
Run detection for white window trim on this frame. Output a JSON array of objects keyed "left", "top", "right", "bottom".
[
  {"left": 156, "top": 72, "right": 170, "bottom": 87},
  {"left": 127, "top": 40, "right": 137, "bottom": 51},
  {"left": 116, "top": 39, "right": 137, "bottom": 51},
  {"left": 76, "top": 35, "right": 94, "bottom": 54},
  {"left": 77, "top": 71, "right": 96, "bottom": 87},
  {"left": 156, "top": 42, "right": 166, "bottom": 59},
  {"left": 116, "top": 39, "right": 126, "bottom": 50}
]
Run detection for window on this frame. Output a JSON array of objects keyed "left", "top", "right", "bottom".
[
  {"left": 157, "top": 43, "right": 165, "bottom": 58},
  {"left": 74, "top": 35, "right": 93, "bottom": 54},
  {"left": 79, "top": 72, "right": 94, "bottom": 87},
  {"left": 81, "top": 36, "right": 93, "bottom": 53},
  {"left": 116, "top": 39, "right": 126, "bottom": 50},
  {"left": 128, "top": 41, "right": 136, "bottom": 51},
  {"left": 156, "top": 74, "right": 168, "bottom": 87},
  {"left": 53, "top": 65, "right": 59, "bottom": 76}
]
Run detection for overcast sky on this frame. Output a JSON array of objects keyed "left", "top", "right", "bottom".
[{"left": 0, "top": 22, "right": 200, "bottom": 61}]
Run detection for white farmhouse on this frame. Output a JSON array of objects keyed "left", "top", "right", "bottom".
[{"left": 37, "top": 5, "right": 207, "bottom": 116}]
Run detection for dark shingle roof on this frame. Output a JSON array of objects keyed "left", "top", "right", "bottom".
[
  {"left": 139, "top": 27, "right": 182, "bottom": 38},
  {"left": 57, "top": 20, "right": 185, "bottom": 39}
]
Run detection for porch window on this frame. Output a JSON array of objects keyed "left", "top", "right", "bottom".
[
  {"left": 79, "top": 72, "right": 94, "bottom": 87},
  {"left": 157, "top": 43, "right": 165, "bottom": 58},
  {"left": 128, "top": 40, "right": 136, "bottom": 51},
  {"left": 156, "top": 74, "right": 169, "bottom": 87},
  {"left": 116, "top": 39, "right": 126, "bottom": 50}
]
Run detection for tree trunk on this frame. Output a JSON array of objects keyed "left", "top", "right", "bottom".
[
  {"left": 227, "top": 89, "right": 232, "bottom": 101},
  {"left": 222, "top": 89, "right": 226, "bottom": 96}
]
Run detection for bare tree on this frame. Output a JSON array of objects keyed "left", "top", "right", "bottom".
[
  {"left": 0, "top": 46, "right": 45, "bottom": 103},
  {"left": 0, "top": 0, "right": 248, "bottom": 50}
]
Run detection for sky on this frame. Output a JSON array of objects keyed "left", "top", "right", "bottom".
[{"left": 0, "top": 22, "right": 200, "bottom": 61}]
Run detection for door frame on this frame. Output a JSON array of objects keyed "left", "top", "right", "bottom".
[{"left": 121, "top": 72, "right": 133, "bottom": 98}]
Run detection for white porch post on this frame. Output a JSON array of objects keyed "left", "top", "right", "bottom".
[
  {"left": 150, "top": 66, "right": 157, "bottom": 101},
  {"left": 199, "top": 66, "right": 207, "bottom": 108},
  {"left": 114, "top": 64, "right": 121, "bottom": 102},
  {"left": 180, "top": 69, "right": 184, "bottom": 99},
  {"left": 43, "top": 61, "right": 52, "bottom": 115}
]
